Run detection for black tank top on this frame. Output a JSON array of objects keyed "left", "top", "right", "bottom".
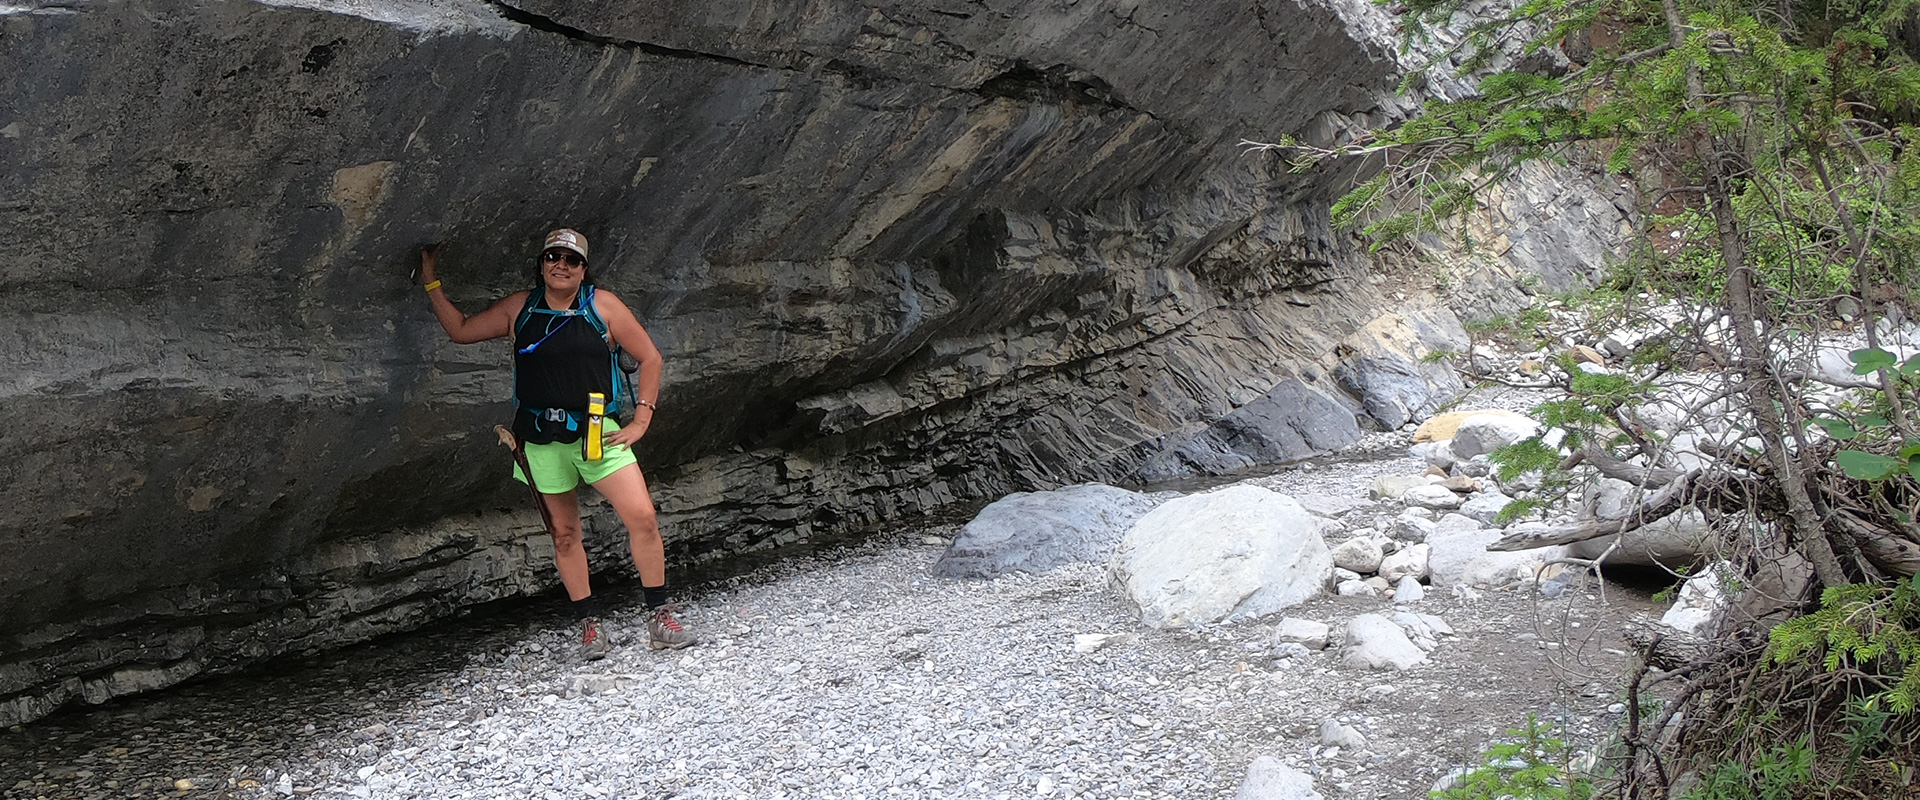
[{"left": 512, "top": 290, "right": 613, "bottom": 445}]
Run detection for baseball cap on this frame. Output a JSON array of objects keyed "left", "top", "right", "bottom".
[{"left": 543, "top": 228, "right": 589, "bottom": 261}]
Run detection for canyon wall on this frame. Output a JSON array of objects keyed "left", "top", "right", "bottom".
[{"left": 0, "top": 0, "right": 1628, "bottom": 724}]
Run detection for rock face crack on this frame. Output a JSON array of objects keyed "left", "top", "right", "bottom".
[
  {"left": 484, "top": 2, "right": 1156, "bottom": 118},
  {"left": 483, "top": 0, "right": 766, "bottom": 69}
]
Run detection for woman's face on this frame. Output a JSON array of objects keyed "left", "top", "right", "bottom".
[{"left": 540, "top": 249, "right": 588, "bottom": 291}]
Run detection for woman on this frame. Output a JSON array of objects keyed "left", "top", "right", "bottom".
[{"left": 418, "top": 228, "right": 693, "bottom": 659}]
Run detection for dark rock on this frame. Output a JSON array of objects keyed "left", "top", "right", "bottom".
[{"left": 932, "top": 483, "right": 1160, "bottom": 579}]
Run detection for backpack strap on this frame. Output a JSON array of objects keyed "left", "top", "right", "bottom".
[{"left": 510, "top": 286, "right": 636, "bottom": 421}]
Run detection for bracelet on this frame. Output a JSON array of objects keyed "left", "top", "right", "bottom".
[
  {"left": 422, "top": 280, "right": 442, "bottom": 293},
  {"left": 637, "top": 400, "right": 657, "bottom": 411}
]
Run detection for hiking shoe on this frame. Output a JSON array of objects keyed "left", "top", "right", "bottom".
[
  {"left": 648, "top": 604, "right": 697, "bottom": 650},
  {"left": 579, "top": 618, "right": 612, "bottom": 661}
]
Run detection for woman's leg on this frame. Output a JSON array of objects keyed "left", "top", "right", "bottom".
[
  {"left": 540, "top": 489, "right": 593, "bottom": 601},
  {"left": 586, "top": 464, "right": 665, "bottom": 584}
]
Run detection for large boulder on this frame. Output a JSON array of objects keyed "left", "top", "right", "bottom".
[
  {"left": 1449, "top": 413, "right": 1541, "bottom": 460},
  {"left": 1331, "top": 306, "right": 1470, "bottom": 431},
  {"left": 1568, "top": 507, "right": 1712, "bottom": 569},
  {"left": 933, "top": 484, "right": 1161, "bottom": 578},
  {"left": 1112, "top": 486, "right": 1332, "bottom": 628},
  {"left": 1427, "top": 527, "right": 1567, "bottom": 587}
]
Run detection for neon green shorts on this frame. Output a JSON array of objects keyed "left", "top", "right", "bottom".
[{"left": 512, "top": 420, "right": 639, "bottom": 494}]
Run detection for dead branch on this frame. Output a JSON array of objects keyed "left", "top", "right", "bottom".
[{"left": 1489, "top": 472, "right": 1697, "bottom": 551}]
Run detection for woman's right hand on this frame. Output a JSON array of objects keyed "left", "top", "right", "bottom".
[{"left": 419, "top": 244, "right": 440, "bottom": 285}]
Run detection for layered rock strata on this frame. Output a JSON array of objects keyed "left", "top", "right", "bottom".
[{"left": 0, "top": 0, "right": 1627, "bottom": 723}]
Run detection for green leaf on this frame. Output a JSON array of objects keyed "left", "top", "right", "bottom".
[
  {"left": 1837, "top": 450, "right": 1905, "bottom": 480},
  {"left": 1813, "top": 417, "right": 1860, "bottom": 440},
  {"left": 1911, "top": 456, "right": 1920, "bottom": 482},
  {"left": 1864, "top": 414, "right": 1892, "bottom": 429},
  {"left": 1852, "top": 347, "right": 1897, "bottom": 374},
  {"left": 1901, "top": 443, "right": 1920, "bottom": 459},
  {"left": 1903, "top": 355, "right": 1920, "bottom": 376}
]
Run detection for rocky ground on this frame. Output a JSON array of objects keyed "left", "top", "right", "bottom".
[{"left": 1, "top": 388, "right": 1669, "bottom": 800}]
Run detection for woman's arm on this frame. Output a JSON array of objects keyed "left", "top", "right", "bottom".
[
  {"left": 420, "top": 245, "right": 522, "bottom": 344},
  {"left": 590, "top": 289, "right": 663, "bottom": 444}
]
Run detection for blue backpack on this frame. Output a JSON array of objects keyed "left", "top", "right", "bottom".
[{"left": 512, "top": 284, "right": 639, "bottom": 423}]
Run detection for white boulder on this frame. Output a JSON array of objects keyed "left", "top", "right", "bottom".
[
  {"left": 1342, "top": 613, "right": 1428, "bottom": 671},
  {"left": 1330, "top": 537, "right": 1385, "bottom": 573},
  {"left": 1235, "top": 756, "right": 1324, "bottom": 800},
  {"left": 1427, "top": 528, "right": 1568, "bottom": 587},
  {"left": 1458, "top": 489, "right": 1514, "bottom": 525},
  {"left": 1378, "top": 544, "right": 1431, "bottom": 583},
  {"left": 1450, "top": 413, "right": 1541, "bottom": 459},
  {"left": 1111, "top": 486, "right": 1332, "bottom": 629},
  {"left": 1660, "top": 565, "right": 1728, "bottom": 635},
  {"left": 1402, "top": 484, "right": 1464, "bottom": 510},
  {"left": 1274, "top": 618, "right": 1331, "bottom": 650}
]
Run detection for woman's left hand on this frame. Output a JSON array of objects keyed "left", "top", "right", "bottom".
[{"left": 605, "top": 413, "right": 652, "bottom": 448}]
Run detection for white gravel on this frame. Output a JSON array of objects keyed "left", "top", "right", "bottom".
[{"left": 2, "top": 385, "right": 1648, "bottom": 800}]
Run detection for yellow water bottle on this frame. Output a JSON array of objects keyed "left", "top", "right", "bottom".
[{"left": 583, "top": 392, "right": 606, "bottom": 461}]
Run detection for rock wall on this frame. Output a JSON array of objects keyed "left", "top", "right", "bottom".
[{"left": 0, "top": 0, "right": 1628, "bottom": 724}]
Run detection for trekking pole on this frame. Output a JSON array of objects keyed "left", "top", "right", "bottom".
[{"left": 495, "top": 425, "right": 556, "bottom": 536}]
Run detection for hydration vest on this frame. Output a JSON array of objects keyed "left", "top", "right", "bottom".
[{"left": 512, "top": 284, "right": 639, "bottom": 429}]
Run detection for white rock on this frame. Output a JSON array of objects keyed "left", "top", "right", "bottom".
[
  {"left": 1432, "top": 513, "right": 1482, "bottom": 537},
  {"left": 1235, "top": 755, "right": 1324, "bottom": 800},
  {"left": 1371, "top": 475, "right": 1429, "bottom": 500},
  {"left": 1112, "top": 486, "right": 1333, "bottom": 628},
  {"left": 1391, "top": 576, "right": 1425, "bottom": 603},
  {"left": 1319, "top": 720, "right": 1368, "bottom": 750},
  {"left": 1458, "top": 489, "right": 1514, "bottom": 525},
  {"left": 1570, "top": 506, "right": 1712, "bottom": 569},
  {"left": 1660, "top": 565, "right": 1728, "bottom": 635},
  {"left": 1362, "top": 576, "right": 1391, "bottom": 592},
  {"left": 1450, "top": 413, "right": 1541, "bottom": 459},
  {"left": 1408, "top": 441, "right": 1457, "bottom": 470},
  {"left": 1329, "top": 538, "right": 1385, "bottom": 573},
  {"left": 1332, "top": 567, "right": 1363, "bottom": 583},
  {"left": 1336, "top": 579, "right": 1376, "bottom": 597},
  {"left": 1296, "top": 494, "right": 1372, "bottom": 519},
  {"left": 1342, "top": 613, "right": 1428, "bottom": 671},
  {"left": 1427, "top": 528, "right": 1568, "bottom": 587},
  {"left": 1275, "top": 618, "right": 1332, "bottom": 650},
  {"left": 1390, "top": 513, "right": 1436, "bottom": 543},
  {"left": 1072, "top": 632, "right": 1135, "bottom": 653},
  {"left": 1454, "top": 455, "right": 1492, "bottom": 478},
  {"left": 1401, "top": 484, "right": 1464, "bottom": 510},
  {"left": 1377, "top": 544, "right": 1430, "bottom": 583}
]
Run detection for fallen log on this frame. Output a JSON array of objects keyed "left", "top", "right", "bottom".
[
  {"left": 1830, "top": 510, "right": 1920, "bottom": 578},
  {"left": 1488, "top": 471, "right": 1697, "bottom": 551}
]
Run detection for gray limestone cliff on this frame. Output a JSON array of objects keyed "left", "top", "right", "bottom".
[{"left": 0, "top": 0, "right": 1629, "bottom": 724}]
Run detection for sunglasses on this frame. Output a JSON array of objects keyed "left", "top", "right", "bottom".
[{"left": 541, "top": 250, "right": 587, "bottom": 267}]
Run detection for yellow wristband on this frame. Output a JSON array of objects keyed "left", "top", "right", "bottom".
[{"left": 423, "top": 280, "right": 442, "bottom": 293}]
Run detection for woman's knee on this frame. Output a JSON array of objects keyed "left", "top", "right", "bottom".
[{"left": 548, "top": 519, "right": 585, "bottom": 550}]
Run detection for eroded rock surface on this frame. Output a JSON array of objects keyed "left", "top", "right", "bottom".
[{"left": 0, "top": 0, "right": 1626, "bottom": 722}]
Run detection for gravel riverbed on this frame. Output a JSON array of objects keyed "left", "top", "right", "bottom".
[{"left": 3, "top": 388, "right": 1663, "bottom": 800}]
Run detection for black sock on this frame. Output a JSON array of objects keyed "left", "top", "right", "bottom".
[
  {"left": 571, "top": 594, "right": 603, "bottom": 621},
  {"left": 643, "top": 585, "right": 670, "bottom": 609}
]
